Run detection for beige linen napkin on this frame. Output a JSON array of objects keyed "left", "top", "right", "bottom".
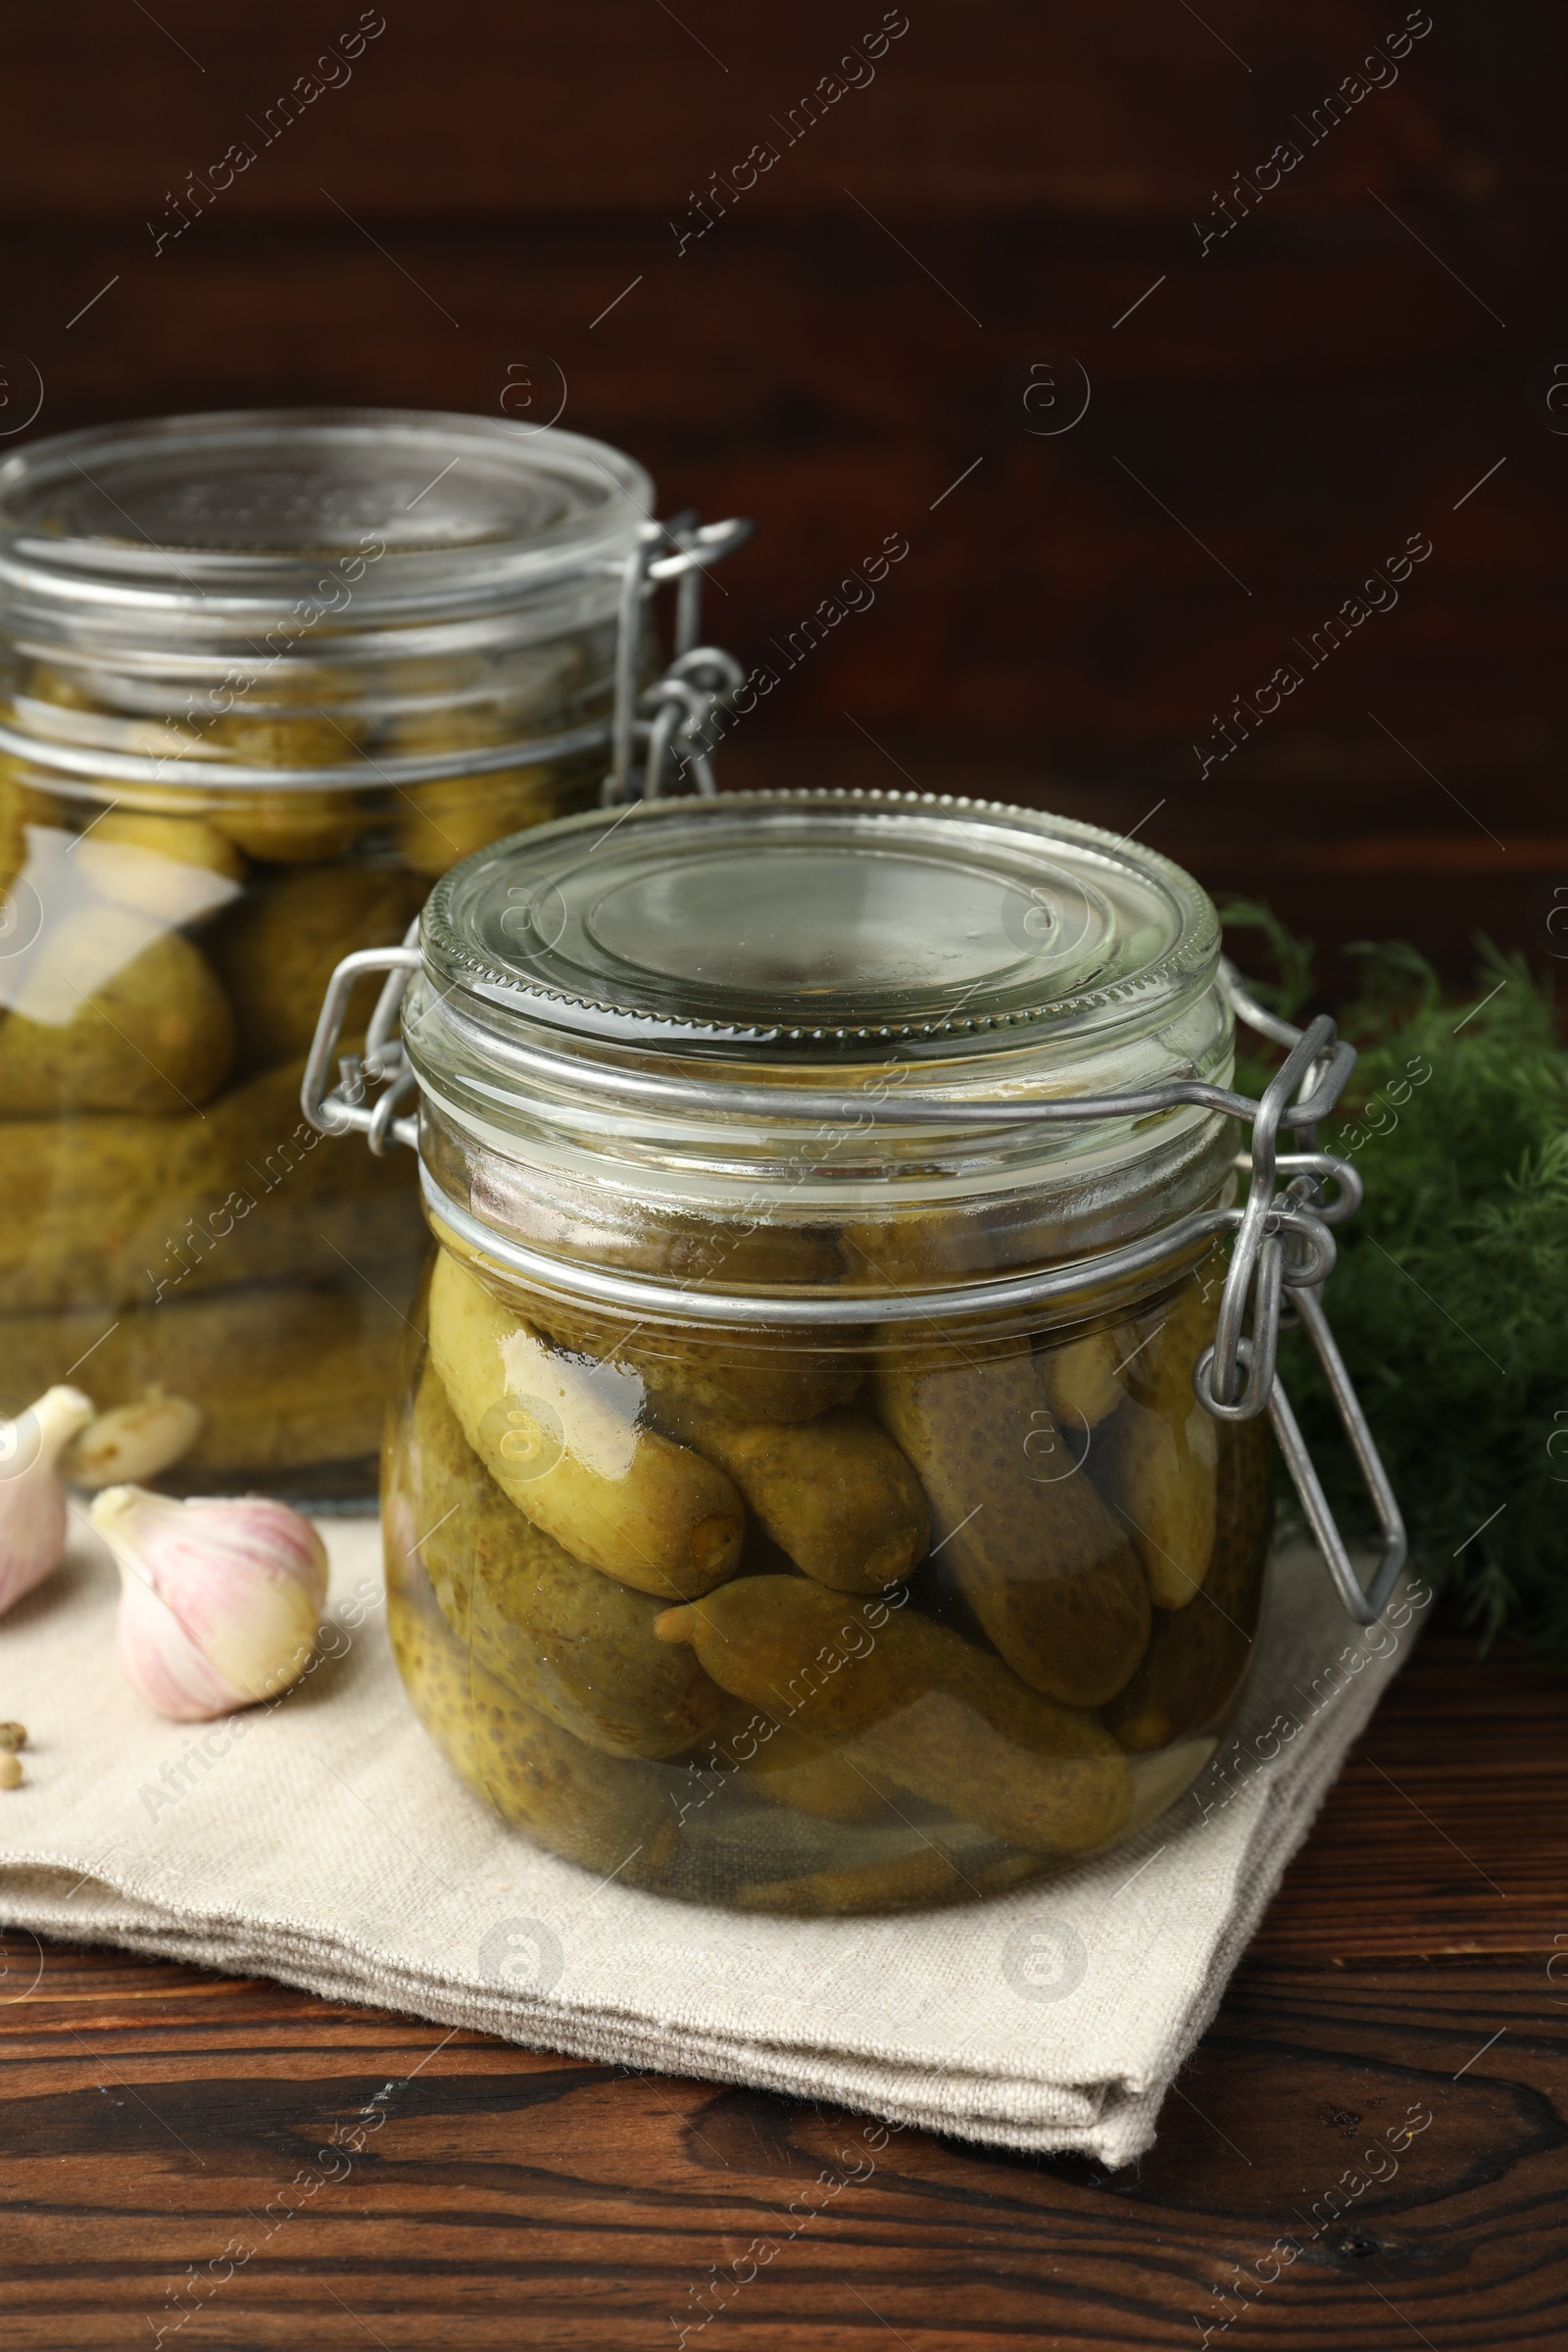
[{"left": 0, "top": 1517, "right": 1424, "bottom": 2168}]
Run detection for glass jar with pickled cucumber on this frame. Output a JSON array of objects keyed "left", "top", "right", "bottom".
[
  {"left": 0, "top": 408, "right": 742, "bottom": 1497},
  {"left": 309, "top": 790, "right": 1402, "bottom": 1911}
]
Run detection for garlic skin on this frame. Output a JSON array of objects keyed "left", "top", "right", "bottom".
[
  {"left": 91, "top": 1486, "right": 328, "bottom": 1722},
  {"left": 0, "top": 1386, "right": 94, "bottom": 1616},
  {"left": 64, "top": 1392, "right": 204, "bottom": 1490}
]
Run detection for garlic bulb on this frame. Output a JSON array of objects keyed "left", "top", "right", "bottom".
[
  {"left": 0, "top": 1386, "right": 94, "bottom": 1616},
  {"left": 64, "top": 1392, "right": 204, "bottom": 1490},
  {"left": 90, "top": 1486, "right": 328, "bottom": 1722}
]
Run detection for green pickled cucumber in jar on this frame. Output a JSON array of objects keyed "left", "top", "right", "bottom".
[
  {"left": 715, "top": 1706, "right": 897, "bottom": 1825},
  {"left": 0, "top": 902, "right": 234, "bottom": 1114},
  {"left": 0, "top": 1278, "right": 418, "bottom": 1479},
  {"left": 872, "top": 1344, "right": 1151, "bottom": 1709},
  {"left": 387, "top": 1593, "right": 680, "bottom": 1888},
  {"left": 203, "top": 679, "right": 371, "bottom": 863},
  {"left": 381, "top": 651, "right": 599, "bottom": 875},
  {"left": 657, "top": 1577, "right": 1133, "bottom": 1857},
  {"left": 1, "top": 768, "right": 32, "bottom": 903},
  {"left": 663, "top": 1400, "right": 929, "bottom": 1592},
  {"left": 0, "top": 1055, "right": 416, "bottom": 1313},
  {"left": 1097, "top": 1271, "right": 1223, "bottom": 1610},
  {"left": 395, "top": 766, "right": 561, "bottom": 878},
  {"left": 1044, "top": 1322, "right": 1136, "bottom": 1431},
  {"left": 403, "top": 1356, "right": 728, "bottom": 1758},
  {"left": 426, "top": 1247, "right": 747, "bottom": 1600},
  {"left": 522, "top": 1259, "right": 860, "bottom": 1426},
  {"left": 207, "top": 860, "right": 423, "bottom": 1071},
  {"left": 737, "top": 1840, "right": 1046, "bottom": 1917},
  {"left": 1106, "top": 1411, "right": 1272, "bottom": 1751}
]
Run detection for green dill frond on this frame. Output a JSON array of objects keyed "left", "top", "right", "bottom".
[{"left": 1220, "top": 912, "right": 1568, "bottom": 1668}]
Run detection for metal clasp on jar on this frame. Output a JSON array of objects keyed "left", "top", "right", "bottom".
[
  {"left": 603, "top": 514, "right": 753, "bottom": 806},
  {"left": 1193, "top": 965, "right": 1406, "bottom": 1627}
]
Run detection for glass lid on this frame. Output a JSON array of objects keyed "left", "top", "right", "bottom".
[
  {"left": 422, "top": 790, "right": 1220, "bottom": 1056},
  {"left": 0, "top": 410, "right": 651, "bottom": 616}
]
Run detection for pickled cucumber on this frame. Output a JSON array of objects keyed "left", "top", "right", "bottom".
[
  {"left": 1098, "top": 1274, "right": 1221, "bottom": 1609},
  {"left": 394, "top": 765, "right": 562, "bottom": 878},
  {"left": 872, "top": 1348, "right": 1150, "bottom": 1707},
  {"left": 733, "top": 1731, "right": 892, "bottom": 1824},
  {"left": 427, "top": 1249, "right": 746, "bottom": 1600},
  {"left": 1044, "top": 1325, "right": 1131, "bottom": 1430},
  {"left": 702, "top": 1696, "right": 893, "bottom": 1824},
  {"left": 74, "top": 811, "right": 245, "bottom": 925},
  {"left": 736, "top": 1839, "right": 1046, "bottom": 1916},
  {"left": 204, "top": 702, "right": 370, "bottom": 862},
  {"left": 667, "top": 1403, "right": 928, "bottom": 1592},
  {"left": 0, "top": 1277, "right": 418, "bottom": 1478},
  {"left": 736, "top": 1843, "right": 974, "bottom": 1914},
  {"left": 657, "top": 1578, "right": 1133, "bottom": 1856},
  {"left": 404, "top": 1358, "right": 726, "bottom": 1759},
  {"left": 387, "top": 1594, "right": 678, "bottom": 1886},
  {"left": 520, "top": 1287, "right": 860, "bottom": 1427},
  {"left": 0, "top": 1057, "right": 418, "bottom": 1313},
  {"left": 1, "top": 770, "right": 30, "bottom": 904},
  {"left": 210, "top": 789, "right": 370, "bottom": 864},
  {"left": 0, "top": 906, "right": 233, "bottom": 1114},
  {"left": 206, "top": 709, "right": 362, "bottom": 767},
  {"left": 1105, "top": 1412, "right": 1271, "bottom": 1751},
  {"left": 839, "top": 1193, "right": 1073, "bottom": 1288},
  {"left": 207, "top": 860, "right": 422, "bottom": 1071}
]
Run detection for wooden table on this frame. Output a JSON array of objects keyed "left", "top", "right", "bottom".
[{"left": 3, "top": 1628, "right": 1563, "bottom": 2350}]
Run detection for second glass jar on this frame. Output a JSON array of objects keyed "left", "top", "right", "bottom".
[{"left": 0, "top": 409, "right": 659, "bottom": 1494}]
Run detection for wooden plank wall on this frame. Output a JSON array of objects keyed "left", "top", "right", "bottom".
[{"left": 4, "top": 0, "right": 1565, "bottom": 984}]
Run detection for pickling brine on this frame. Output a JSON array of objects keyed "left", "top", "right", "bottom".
[{"left": 384, "top": 1233, "right": 1271, "bottom": 1913}]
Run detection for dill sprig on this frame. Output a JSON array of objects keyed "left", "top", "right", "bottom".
[{"left": 1221, "top": 902, "right": 1568, "bottom": 1665}]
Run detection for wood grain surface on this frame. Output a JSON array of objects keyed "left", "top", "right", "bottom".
[{"left": 3, "top": 1625, "right": 1563, "bottom": 2349}]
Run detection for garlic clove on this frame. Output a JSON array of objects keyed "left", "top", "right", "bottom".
[
  {"left": 0, "top": 1385, "right": 94, "bottom": 1616},
  {"left": 0, "top": 1752, "right": 21, "bottom": 1790},
  {"left": 90, "top": 1486, "right": 328, "bottom": 1723},
  {"left": 64, "top": 1391, "right": 204, "bottom": 1490}
]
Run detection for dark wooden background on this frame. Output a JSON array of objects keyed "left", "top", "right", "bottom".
[{"left": 5, "top": 0, "right": 1567, "bottom": 987}]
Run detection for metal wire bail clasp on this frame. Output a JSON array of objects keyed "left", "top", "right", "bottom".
[
  {"left": 603, "top": 513, "right": 753, "bottom": 806},
  {"left": 1194, "top": 962, "right": 1407, "bottom": 1626},
  {"left": 301, "top": 934, "right": 421, "bottom": 1153}
]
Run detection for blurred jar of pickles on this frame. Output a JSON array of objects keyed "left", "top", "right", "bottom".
[
  {"left": 0, "top": 408, "right": 663, "bottom": 1496},
  {"left": 342, "top": 792, "right": 1279, "bottom": 1913}
]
